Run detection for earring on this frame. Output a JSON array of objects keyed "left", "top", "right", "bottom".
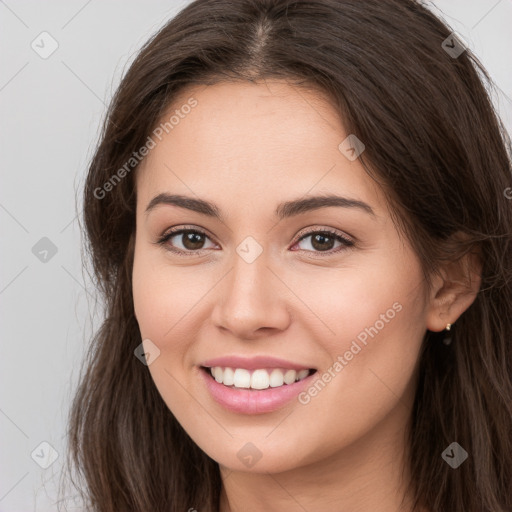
[{"left": 443, "top": 323, "right": 453, "bottom": 345}]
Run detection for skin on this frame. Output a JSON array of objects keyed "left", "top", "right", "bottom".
[{"left": 132, "top": 80, "right": 480, "bottom": 512}]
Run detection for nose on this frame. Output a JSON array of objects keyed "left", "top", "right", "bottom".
[{"left": 211, "top": 252, "right": 291, "bottom": 340}]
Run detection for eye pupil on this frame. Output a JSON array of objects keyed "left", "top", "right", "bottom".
[
  {"left": 183, "top": 232, "right": 205, "bottom": 250},
  {"left": 311, "top": 233, "right": 334, "bottom": 251}
]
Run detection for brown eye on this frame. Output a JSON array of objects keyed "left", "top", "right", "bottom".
[
  {"left": 156, "top": 226, "right": 354, "bottom": 257},
  {"left": 310, "top": 233, "right": 336, "bottom": 251},
  {"left": 292, "top": 229, "right": 354, "bottom": 255},
  {"left": 157, "top": 228, "right": 217, "bottom": 254},
  {"left": 179, "top": 231, "right": 207, "bottom": 250}
]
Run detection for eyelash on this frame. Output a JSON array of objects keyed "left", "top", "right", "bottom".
[{"left": 155, "top": 225, "right": 355, "bottom": 258}]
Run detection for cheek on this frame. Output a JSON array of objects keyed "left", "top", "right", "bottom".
[
  {"left": 132, "top": 262, "right": 167, "bottom": 339},
  {"left": 132, "top": 248, "right": 194, "bottom": 342},
  {"left": 296, "top": 249, "right": 424, "bottom": 352},
  {"left": 132, "top": 248, "right": 217, "bottom": 388},
  {"left": 299, "top": 246, "right": 425, "bottom": 377},
  {"left": 298, "top": 254, "right": 427, "bottom": 430},
  {"left": 132, "top": 251, "right": 202, "bottom": 411}
]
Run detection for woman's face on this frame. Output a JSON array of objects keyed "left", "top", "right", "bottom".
[{"left": 132, "top": 80, "right": 434, "bottom": 473}]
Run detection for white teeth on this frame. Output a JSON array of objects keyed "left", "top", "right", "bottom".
[
  {"left": 269, "top": 368, "right": 284, "bottom": 387},
  {"left": 297, "top": 369, "right": 309, "bottom": 380},
  {"left": 233, "top": 368, "right": 251, "bottom": 388},
  {"left": 283, "top": 369, "right": 296, "bottom": 384},
  {"left": 208, "top": 366, "right": 312, "bottom": 389},
  {"left": 223, "top": 367, "right": 235, "bottom": 386},
  {"left": 251, "top": 369, "right": 269, "bottom": 390},
  {"left": 213, "top": 367, "right": 223, "bottom": 383}
]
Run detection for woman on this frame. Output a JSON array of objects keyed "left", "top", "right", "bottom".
[{"left": 62, "top": 0, "right": 512, "bottom": 511}]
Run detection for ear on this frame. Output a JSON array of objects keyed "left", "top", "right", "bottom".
[{"left": 425, "top": 245, "right": 482, "bottom": 332}]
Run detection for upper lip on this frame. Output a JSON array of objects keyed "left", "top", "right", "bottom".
[{"left": 200, "top": 355, "right": 315, "bottom": 371}]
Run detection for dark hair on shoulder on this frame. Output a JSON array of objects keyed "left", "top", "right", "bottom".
[{"left": 61, "top": 1, "right": 512, "bottom": 511}]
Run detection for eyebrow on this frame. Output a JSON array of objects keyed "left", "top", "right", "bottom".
[{"left": 144, "top": 193, "right": 375, "bottom": 220}]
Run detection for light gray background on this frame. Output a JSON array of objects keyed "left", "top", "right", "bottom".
[{"left": 1, "top": 1, "right": 511, "bottom": 510}]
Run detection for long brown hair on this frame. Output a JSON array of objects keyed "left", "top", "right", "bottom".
[{"left": 60, "top": 1, "right": 512, "bottom": 510}]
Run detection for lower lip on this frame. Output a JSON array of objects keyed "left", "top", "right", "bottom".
[{"left": 199, "top": 367, "right": 316, "bottom": 415}]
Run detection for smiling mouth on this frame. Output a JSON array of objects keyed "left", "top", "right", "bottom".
[{"left": 200, "top": 366, "right": 317, "bottom": 390}]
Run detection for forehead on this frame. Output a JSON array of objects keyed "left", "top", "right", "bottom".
[{"left": 135, "top": 80, "right": 387, "bottom": 217}]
